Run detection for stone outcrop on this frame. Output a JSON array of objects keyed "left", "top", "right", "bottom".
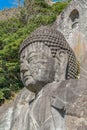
[
  {"left": 55, "top": 0, "right": 87, "bottom": 61},
  {"left": 54, "top": 1, "right": 87, "bottom": 128},
  {"left": 0, "top": 78, "right": 86, "bottom": 130},
  {"left": 0, "top": 8, "right": 20, "bottom": 21},
  {"left": 80, "top": 51, "right": 87, "bottom": 79},
  {"left": 42, "top": 79, "right": 87, "bottom": 130}
]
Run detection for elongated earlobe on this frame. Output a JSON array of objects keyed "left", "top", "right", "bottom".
[{"left": 54, "top": 50, "right": 68, "bottom": 82}]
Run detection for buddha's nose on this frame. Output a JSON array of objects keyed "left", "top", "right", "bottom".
[{"left": 20, "top": 63, "right": 29, "bottom": 73}]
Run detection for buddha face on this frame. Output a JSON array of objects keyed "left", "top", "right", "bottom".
[{"left": 20, "top": 42, "right": 56, "bottom": 93}]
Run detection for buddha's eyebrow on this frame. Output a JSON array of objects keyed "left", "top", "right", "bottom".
[{"left": 27, "top": 51, "right": 37, "bottom": 60}]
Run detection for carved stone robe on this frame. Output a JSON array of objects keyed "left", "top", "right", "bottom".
[
  {"left": 11, "top": 82, "right": 66, "bottom": 130},
  {"left": 0, "top": 79, "right": 87, "bottom": 130}
]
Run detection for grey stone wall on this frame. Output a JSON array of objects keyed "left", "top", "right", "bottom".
[{"left": 55, "top": 0, "right": 87, "bottom": 61}]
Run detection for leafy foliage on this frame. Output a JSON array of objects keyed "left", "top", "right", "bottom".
[
  {"left": 0, "top": 0, "right": 69, "bottom": 104},
  {"left": 52, "top": 2, "right": 68, "bottom": 14}
]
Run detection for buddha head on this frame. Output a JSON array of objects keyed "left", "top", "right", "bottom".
[{"left": 19, "top": 26, "right": 79, "bottom": 93}]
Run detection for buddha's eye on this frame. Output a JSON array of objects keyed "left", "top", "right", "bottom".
[
  {"left": 21, "top": 53, "right": 25, "bottom": 58},
  {"left": 27, "top": 57, "right": 33, "bottom": 63},
  {"left": 20, "top": 53, "right": 26, "bottom": 63},
  {"left": 27, "top": 55, "right": 37, "bottom": 63}
]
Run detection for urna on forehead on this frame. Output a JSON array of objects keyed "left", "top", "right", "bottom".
[{"left": 19, "top": 26, "right": 71, "bottom": 56}]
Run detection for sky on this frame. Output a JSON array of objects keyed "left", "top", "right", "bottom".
[
  {"left": 0, "top": 0, "right": 24, "bottom": 10},
  {"left": 0, "top": 0, "right": 66, "bottom": 11}
]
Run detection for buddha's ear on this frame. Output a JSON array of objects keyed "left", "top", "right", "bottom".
[{"left": 54, "top": 50, "right": 68, "bottom": 82}]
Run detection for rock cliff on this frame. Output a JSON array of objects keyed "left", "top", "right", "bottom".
[
  {"left": 0, "top": 8, "right": 20, "bottom": 21},
  {"left": 55, "top": 0, "right": 87, "bottom": 61},
  {"left": 54, "top": 0, "right": 87, "bottom": 129}
]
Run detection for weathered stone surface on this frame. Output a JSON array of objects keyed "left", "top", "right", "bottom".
[
  {"left": 55, "top": 0, "right": 87, "bottom": 61},
  {"left": 80, "top": 51, "right": 87, "bottom": 79},
  {"left": 0, "top": 79, "right": 86, "bottom": 130},
  {"left": 0, "top": 102, "right": 13, "bottom": 130},
  {"left": 0, "top": 20, "right": 87, "bottom": 130},
  {"left": 42, "top": 79, "right": 87, "bottom": 130},
  {"left": 66, "top": 116, "right": 87, "bottom": 130},
  {"left": 65, "top": 79, "right": 87, "bottom": 130},
  {"left": 1, "top": 78, "right": 86, "bottom": 130}
]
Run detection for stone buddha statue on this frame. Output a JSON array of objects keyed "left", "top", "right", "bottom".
[
  {"left": 10, "top": 26, "right": 78, "bottom": 130},
  {"left": 1, "top": 26, "right": 83, "bottom": 130},
  {"left": 19, "top": 26, "right": 78, "bottom": 93}
]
